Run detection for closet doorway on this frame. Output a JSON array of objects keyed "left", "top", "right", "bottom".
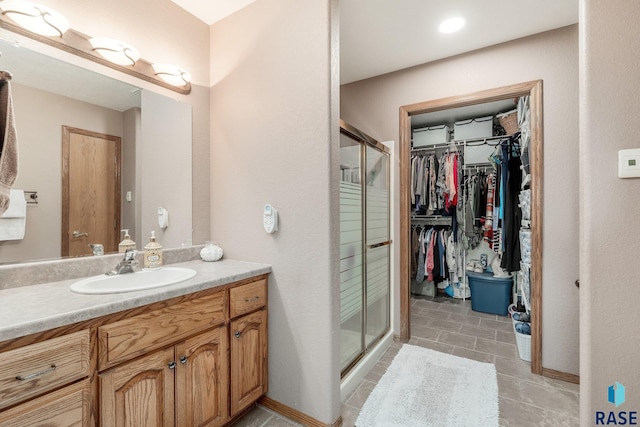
[
  {"left": 398, "top": 81, "right": 544, "bottom": 374},
  {"left": 340, "top": 120, "right": 391, "bottom": 377}
]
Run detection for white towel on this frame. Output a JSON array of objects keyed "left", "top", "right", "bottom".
[{"left": 0, "top": 189, "right": 26, "bottom": 240}]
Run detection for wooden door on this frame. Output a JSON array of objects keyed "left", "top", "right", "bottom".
[
  {"left": 100, "top": 347, "right": 174, "bottom": 427},
  {"left": 230, "top": 310, "right": 268, "bottom": 416},
  {"left": 62, "top": 126, "right": 121, "bottom": 257},
  {"left": 175, "top": 327, "right": 229, "bottom": 427}
]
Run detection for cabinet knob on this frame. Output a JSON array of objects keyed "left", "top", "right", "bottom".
[
  {"left": 179, "top": 356, "right": 188, "bottom": 365},
  {"left": 234, "top": 331, "right": 241, "bottom": 338},
  {"left": 168, "top": 361, "right": 176, "bottom": 370}
]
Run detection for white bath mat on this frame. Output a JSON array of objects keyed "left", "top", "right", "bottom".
[{"left": 356, "top": 344, "right": 499, "bottom": 427}]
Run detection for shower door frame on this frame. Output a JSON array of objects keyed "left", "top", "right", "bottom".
[{"left": 340, "top": 119, "right": 392, "bottom": 378}]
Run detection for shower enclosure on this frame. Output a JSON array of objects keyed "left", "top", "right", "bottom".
[{"left": 339, "top": 120, "right": 391, "bottom": 376}]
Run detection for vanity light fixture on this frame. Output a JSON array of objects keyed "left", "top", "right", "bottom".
[
  {"left": 89, "top": 37, "right": 141, "bottom": 66},
  {"left": 0, "top": 0, "right": 69, "bottom": 37},
  {"left": 438, "top": 16, "right": 465, "bottom": 34},
  {"left": 152, "top": 63, "right": 192, "bottom": 87}
]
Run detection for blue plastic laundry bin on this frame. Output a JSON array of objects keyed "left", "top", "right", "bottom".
[{"left": 467, "top": 271, "right": 513, "bottom": 316}]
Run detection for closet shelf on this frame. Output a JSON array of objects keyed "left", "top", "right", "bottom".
[{"left": 411, "top": 134, "right": 517, "bottom": 153}]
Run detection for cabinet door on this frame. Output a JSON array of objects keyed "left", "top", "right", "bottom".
[
  {"left": 175, "top": 327, "right": 229, "bottom": 427},
  {"left": 100, "top": 347, "right": 174, "bottom": 427},
  {"left": 230, "top": 309, "right": 268, "bottom": 416}
]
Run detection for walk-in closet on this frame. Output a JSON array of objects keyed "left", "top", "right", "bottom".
[{"left": 399, "top": 81, "right": 543, "bottom": 372}]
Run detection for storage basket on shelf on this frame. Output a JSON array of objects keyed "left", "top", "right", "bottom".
[
  {"left": 412, "top": 124, "right": 450, "bottom": 147},
  {"left": 453, "top": 116, "right": 493, "bottom": 140},
  {"left": 497, "top": 109, "right": 519, "bottom": 134}
]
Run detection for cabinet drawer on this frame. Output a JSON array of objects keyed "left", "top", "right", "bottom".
[
  {"left": 0, "top": 330, "right": 90, "bottom": 410},
  {"left": 0, "top": 379, "right": 89, "bottom": 427},
  {"left": 230, "top": 278, "right": 267, "bottom": 318},
  {"left": 99, "top": 291, "right": 226, "bottom": 370}
]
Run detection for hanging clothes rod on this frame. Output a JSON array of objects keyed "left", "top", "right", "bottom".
[
  {"left": 411, "top": 215, "right": 452, "bottom": 225},
  {"left": 463, "top": 162, "right": 494, "bottom": 171},
  {"left": 411, "top": 134, "right": 517, "bottom": 152}
]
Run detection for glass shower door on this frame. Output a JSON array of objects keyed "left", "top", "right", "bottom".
[
  {"left": 339, "top": 121, "right": 391, "bottom": 376},
  {"left": 339, "top": 133, "right": 364, "bottom": 372},
  {"left": 364, "top": 145, "right": 390, "bottom": 347}
]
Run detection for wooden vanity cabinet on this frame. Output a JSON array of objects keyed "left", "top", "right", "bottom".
[
  {"left": 229, "top": 276, "right": 268, "bottom": 416},
  {"left": 230, "top": 309, "right": 267, "bottom": 417},
  {"left": 98, "top": 274, "right": 267, "bottom": 427},
  {"left": 0, "top": 273, "right": 268, "bottom": 427},
  {"left": 100, "top": 327, "right": 230, "bottom": 427},
  {"left": 0, "top": 330, "right": 91, "bottom": 426}
]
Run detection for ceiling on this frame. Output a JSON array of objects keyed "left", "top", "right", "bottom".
[
  {"left": 172, "top": 0, "right": 579, "bottom": 85},
  {"left": 339, "top": 0, "right": 578, "bottom": 84},
  {"left": 170, "top": 0, "right": 257, "bottom": 25},
  {"left": 1, "top": 1, "right": 579, "bottom": 112}
]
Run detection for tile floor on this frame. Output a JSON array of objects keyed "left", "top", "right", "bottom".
[{"left": 233, "top": 294, "right": 580, "bottom": 427}]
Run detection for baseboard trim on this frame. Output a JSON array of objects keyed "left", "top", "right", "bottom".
[
  {"left": 259, "top": 396, "right": 343, "bottom": 427},
  {"left": 542, "top": 367, "right": 580, "bottom": 384}
]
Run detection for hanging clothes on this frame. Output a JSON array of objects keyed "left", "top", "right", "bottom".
[{"left": 501, "top": 136, "right": 523, "bottom": 272}]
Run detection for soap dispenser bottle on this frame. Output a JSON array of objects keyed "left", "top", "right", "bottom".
[
  {"left": 144, "top": 231, "right": 163, "bottom": 269},
  {"left": 118, "top": 229, "right": 136, "bottom": 253}
]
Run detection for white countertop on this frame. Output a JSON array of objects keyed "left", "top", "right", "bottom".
[{"left": 0, "top": 259, "right": 272, "bottom": 343}]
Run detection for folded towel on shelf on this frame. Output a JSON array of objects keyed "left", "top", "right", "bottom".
[
  {"left": 0, "top": 79, "right": 19, "bottom": 215},
  {"left": 0, "top": 189, "right": 26, "bottom": 240}
]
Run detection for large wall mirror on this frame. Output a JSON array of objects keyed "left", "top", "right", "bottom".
[{"left": 0, "top": 29, "right": 193, "bottom": 265}]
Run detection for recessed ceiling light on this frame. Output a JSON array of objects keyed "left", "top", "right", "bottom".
[{"left": 439, "top": 17, "right": 465, "bottom": 34}]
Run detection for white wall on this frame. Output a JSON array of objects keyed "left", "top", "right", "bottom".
[
  {"left": 580, "top": 0, "right": 640, "bottom": 421},
  {"left": 341, "top": 26, "right": 580, "bottom": 375},
  {"left": 210, "top": 0, "right": 341, "bottom": 423},
  {"left": 1, "top": 83, "right": 124, "bottom": 263}
]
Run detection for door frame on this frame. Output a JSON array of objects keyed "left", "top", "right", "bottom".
[
  {"left": 61, "top": 126, "right": 122, "bottom": 257},
  {"left": 398, "top": 80, "right": 544, "bottom": 374}
]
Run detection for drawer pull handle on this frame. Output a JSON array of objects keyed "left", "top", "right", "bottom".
[
  {"left": 245, "top": 296, "right": 260, "bottom": 303},
  {"left": 16, "top": 364, "right": 56, "bottom": 381},
  {"left": 179, "top": 356, "right": 188, "bottom": 365},
  {"left": 234, "top": 331, "right": 241, "bottom": 338},
  {"left": 168, "top": 361, "right": 176, "bottom": 370}
]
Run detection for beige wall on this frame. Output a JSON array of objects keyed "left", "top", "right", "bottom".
[
  {"left": 122, "top": 108, "right": 141, "bottom": 242},
  {"left": 341, "top": 26, "right": 580, "bottom": 375},
  {"left": 140, "top": 91, "right": 192, "bottom": 248},
  {"left": 580, "top": 0, "right": 640, "bottom": 421},
  {"left": 44, "top": 0, "right": 210, "bottom": 86},
  {"left": 210, "top": 0, "right": 341, "bottom": 423},
  {"left": 1, "top": 83, "right": 125, "bottom": 263}
]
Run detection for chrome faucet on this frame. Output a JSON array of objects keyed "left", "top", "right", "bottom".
[{"left": 107, "top": 249, "right": 138, "bottom": 275}]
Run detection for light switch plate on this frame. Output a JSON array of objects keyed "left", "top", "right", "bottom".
[{"left": 618, "top": 149, "right": 640, "bottom": 178}]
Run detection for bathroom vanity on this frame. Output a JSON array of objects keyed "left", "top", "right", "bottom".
[{"left": 0, "top": 257, "right": 271, "bottom": 426}]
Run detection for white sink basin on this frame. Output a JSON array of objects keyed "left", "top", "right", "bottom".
[{"left": 70, "top": 267, "right": 197, "bottom": 295}]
